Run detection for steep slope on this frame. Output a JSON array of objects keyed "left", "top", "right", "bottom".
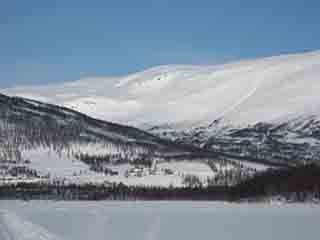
[{"left": 4, "top": 50, "right": 320, "bottom": 165}]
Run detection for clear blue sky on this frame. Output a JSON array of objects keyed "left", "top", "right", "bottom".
[{"left": 1, "top": 0, "right": 320, "bottom": 87}]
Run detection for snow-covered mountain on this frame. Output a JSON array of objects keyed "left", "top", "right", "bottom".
[
  {"left": 3, "top": 50, "right": 320, "bottom": 165},
  {"left": 5, "top": 51, "right": 320, "bottom": 126}
]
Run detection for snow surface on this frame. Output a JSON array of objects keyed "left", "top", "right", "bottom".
[
  {"left": 0, "top": 210, "right": 63, "bottom": 240},
  {"left": 4, "top": 51, "right": 320, "bottom": 128},
  {"left": 19, "top": 143, "right": 125, "bottom": 179},
  {"left": 1, "top": 201, "right": 320, "bottom": 240},
  {"left": 22, "top": 147, "right": 90, "bottom": 178}
]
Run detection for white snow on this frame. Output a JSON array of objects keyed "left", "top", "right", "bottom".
[
  {"left": 22, "top": 147, "right": 91, "bottom": 178},
  {"left": 3, "top": 51, "right": 320, "bottom": 129},
  {"left": 1, "top": 201, "right": 320, "bottom": 240},
  {"left": 65, "top": 97, "right": 142, "bottom": 121},
  {"left": 158, "top": 161, "right": 215, "bottom": 179}
]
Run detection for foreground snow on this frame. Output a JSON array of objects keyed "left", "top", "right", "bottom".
[
  {"left": 1, "top": 201, "right": 320, "bottom": 240},
  {"left": 0, "top": 210, "right": 63, "bottom": 240}
]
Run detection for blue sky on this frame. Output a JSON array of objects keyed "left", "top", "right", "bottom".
[{"left": 1, "top": 0, "right": 320, "bottom": 88}]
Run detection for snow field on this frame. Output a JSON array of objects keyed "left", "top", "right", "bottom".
[{"left": 1, "top": 201, "right": 320, "bottom": 240}]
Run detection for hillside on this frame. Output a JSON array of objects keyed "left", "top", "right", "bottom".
[{"left": 0, "top": 93, "right": 263, "bottom": 187}]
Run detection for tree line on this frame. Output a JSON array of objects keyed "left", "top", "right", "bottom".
[{"left": 1, "top": 164, "right": 319, "bottom": 203}]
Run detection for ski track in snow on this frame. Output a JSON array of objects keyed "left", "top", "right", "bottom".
[
  {"left": 0, "top": 211, "right": 66, "bottom": 240},
  {"left": 218, "top": 80, "right": 259, "bottom": 120}
]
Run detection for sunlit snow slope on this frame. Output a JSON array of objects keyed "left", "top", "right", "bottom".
[{"left": 4, "top": 51, "right": 320, "bottom": 127}]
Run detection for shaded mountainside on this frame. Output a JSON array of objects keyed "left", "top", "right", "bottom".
[
  {"left": 150, "top": 117, "right": 320, "bottom": 166},
  {"left": 0, "top": 93, "right": 213, "bottom": 159}
]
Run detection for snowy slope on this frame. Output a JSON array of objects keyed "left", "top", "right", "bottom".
[{"left": 4, "top": 51, "right": 320, "bottom": 128}]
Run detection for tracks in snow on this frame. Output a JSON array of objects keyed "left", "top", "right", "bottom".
[{"left": 0, "top": 211, "right": 65, "bottom": 240}]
